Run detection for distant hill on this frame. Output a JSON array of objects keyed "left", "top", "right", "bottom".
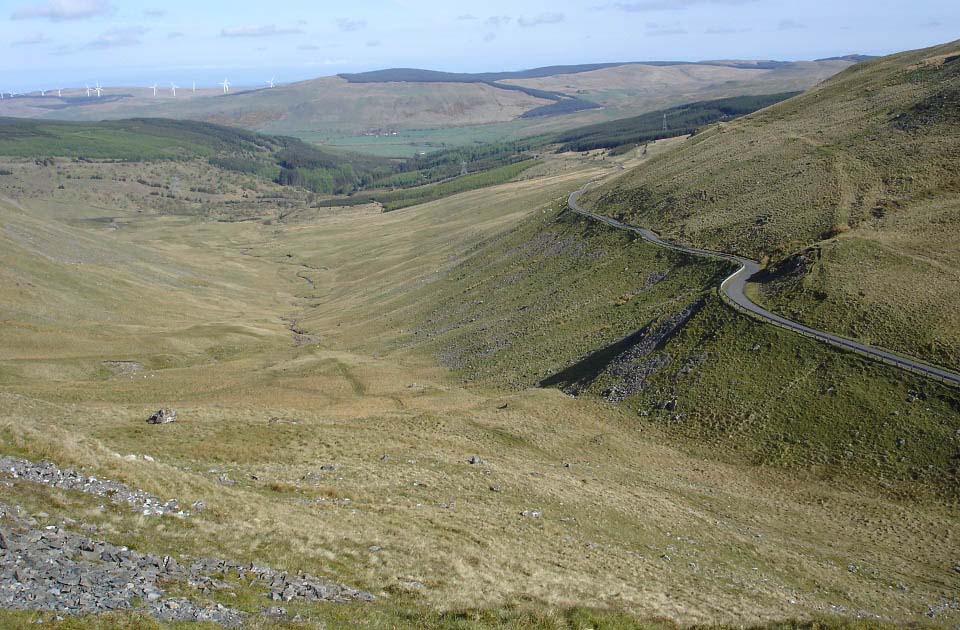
[
  {"left": 338, "top": 63, "right": 632, "bottom": 83},
  {"left": 336, "top": 59, "right": 816, "bottom": 84},
  {"left": 0, "top": 58, "right": 864, "bottom": 156},
  {"left": 816, "top": 54, "right": 878, "bottom": 63},
  {"left": 582, "top": 39, "right": 960, "bottom": 368}
]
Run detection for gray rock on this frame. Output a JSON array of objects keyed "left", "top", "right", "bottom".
[
  {"left": 467, "top": 455, "right": 485, "bottom": 465},
  {"left": 262, "top": 605, "right": 287, "bottom": 619},
  {"left": 146, "top": 409, "right": 177, "bottom": 425}
]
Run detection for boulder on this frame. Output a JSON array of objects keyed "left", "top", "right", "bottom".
[{"left": 146, "top": 409, "right": 177, "bottom": 425}]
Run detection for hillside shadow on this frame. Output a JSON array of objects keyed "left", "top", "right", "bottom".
[{"left": 538, "top": 324, "right": 653, "bottom": 393}]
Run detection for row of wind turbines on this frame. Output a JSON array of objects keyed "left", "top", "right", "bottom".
[
  {"left": 0, "top": 87, "right": 66, "bottom": 99},
  {"left": 0, "top": 77, "right": 278, "bottom": 100}
]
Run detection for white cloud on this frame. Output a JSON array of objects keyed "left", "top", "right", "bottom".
[
  {"left": 221, "top": 24, "right": 304, "bottom": 38},
  {"left": 704, "top": 26, "right": 750, "bottom": 34},
  {"left": 12, "top": 31, "right": 49, "bottom": 45},
  {"left": 602, "top": 0, "right": 754, "bottom": 11},
  {"left": 777, "top": 18, "right": 805, "bottom": 30},
  {"left": 82, "top": 25, "right": 149, "bottom": 50},
  {"left": 518, "top": 12, "right": 564, "bottom": 27},
  {"left": 647, "top": 26, "right": 687, "bottom": 36},
  {"left": 335, "top": 18, "right": 366, "bottom": 32},
  {"left": 11, "top": 0, "right": 112, "bottom": 21}
]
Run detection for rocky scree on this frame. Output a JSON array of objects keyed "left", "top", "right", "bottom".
[
  {"left": 0, "top": 454, "right": 375, "bottom": 625},
  {"left": 0, "top": 456, "right": 188, "bottom": 517}
]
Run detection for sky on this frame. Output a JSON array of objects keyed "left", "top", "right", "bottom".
[{"left": 0, "top": 0, "right": 956, "bottom": 91}]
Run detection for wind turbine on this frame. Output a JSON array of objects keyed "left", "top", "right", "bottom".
[
  {"left": 93, "top": 82, "right": 102, "bottom": 97},
  {"left": 151, "top": 84, "right": 158, "bottom": 96},
  {"left": 85, "top": 85, "right": 92, "bottom": 97},
  {"left": 192, "top": 81, "right": 196, "bottom": 93},
  {"left": 170, "top": 82, "right": 178, "bottom": 97},
  {"left": 39, "top": 89, "right": 45, "bottom": 96},
  {"left": 266, "top": 77, "right": 275, "bottom": 88},
  {"left": 56, "top": 87, "right": 62, "bottom": 97},
  {"left": 220, "top": 78, "right": 230, "bottom": 94}
]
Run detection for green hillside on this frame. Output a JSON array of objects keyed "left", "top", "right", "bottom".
[
  {"left": 0, "top": 117, "right": 278, "bottom": 160},
  {"left": 581, "top": 40, "right": 960, "bottom": 369},
  {"left": 553, "top": 92, "right": 800, "bottom": 152},
  {"left": 0, "top": 117, "right": 393, "bottom": 194}
]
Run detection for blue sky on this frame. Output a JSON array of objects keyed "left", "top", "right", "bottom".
[{"left": 0, "top": 0, "right": 956, "bottom": 91}]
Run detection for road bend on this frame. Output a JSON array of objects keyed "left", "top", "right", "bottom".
[{"left": 567, "top": 184, "right": 960, "bottom": 388}]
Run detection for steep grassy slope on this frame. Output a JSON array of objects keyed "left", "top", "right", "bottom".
[
  {"left": 360, "top": 202, "right": 960, "bottom": 495},
  {"left": 582, "top": 40, "right": 960, "bottom": 369}
]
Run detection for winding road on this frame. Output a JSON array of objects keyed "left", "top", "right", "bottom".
[{"left": 568, "top": 185, "right": 960, "bottom": 388}]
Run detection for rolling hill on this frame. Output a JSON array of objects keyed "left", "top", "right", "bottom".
[
  {"left": 0, "top": 58, "right": 862, "bottom": 157},
  {"left": 581, "top": 39, "right": 960, "bottom": 369}
]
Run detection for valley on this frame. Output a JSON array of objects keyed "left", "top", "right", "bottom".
[
  {"left": 0, "top": 36, "right": 958, "bottom": 630},
  {"left": 1, "top": 123, "right": 958, "bottom": 628}
]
